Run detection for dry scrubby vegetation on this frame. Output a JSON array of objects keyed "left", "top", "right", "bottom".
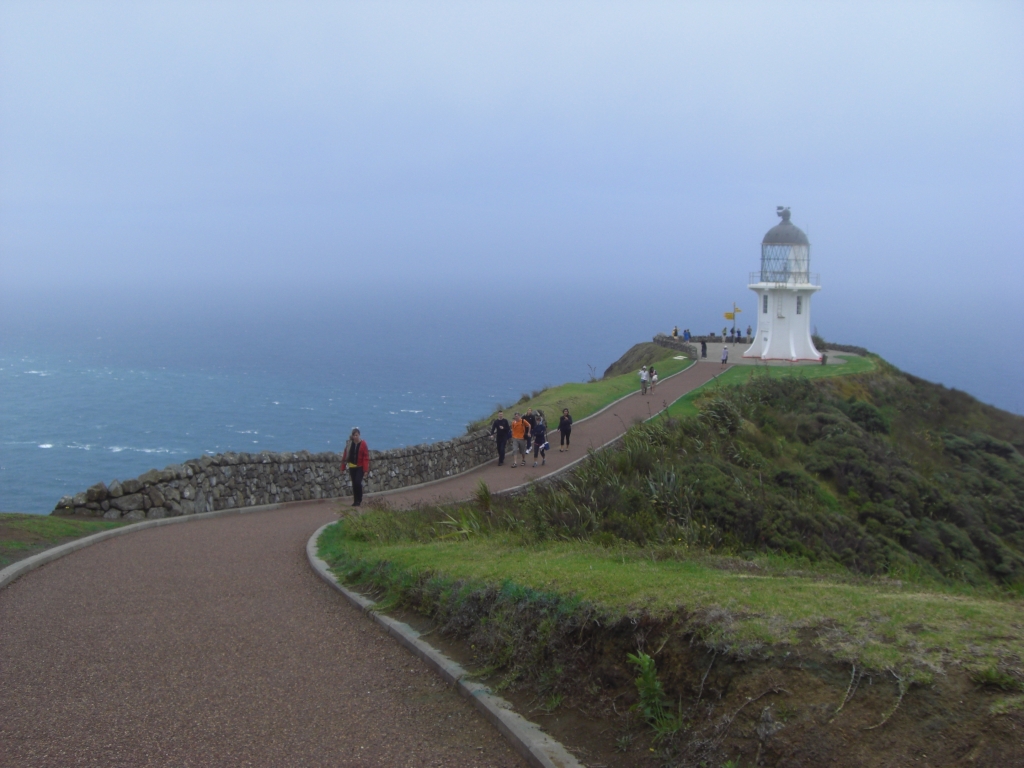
[{"left": 320, "top": 360, "right": 1024, "bottom": 763}]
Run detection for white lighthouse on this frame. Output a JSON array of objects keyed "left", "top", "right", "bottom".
[{"left": 743, "top": 207, "right": 822, "bottom": 362}]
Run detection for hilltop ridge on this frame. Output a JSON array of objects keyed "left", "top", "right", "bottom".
[{"left": 319, "top": 344, "right": 1024, "bottom": 765}]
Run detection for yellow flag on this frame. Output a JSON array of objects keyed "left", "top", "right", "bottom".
[
  {"left": 724, "top": 312, "right": 734, "bottom": 320},
  {"left": 733, "top": 307, "right": 742, "bottom": 313}
]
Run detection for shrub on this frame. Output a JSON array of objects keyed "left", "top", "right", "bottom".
[{"left": 342, "top": 367, "right": 1024, "bottom": 588}]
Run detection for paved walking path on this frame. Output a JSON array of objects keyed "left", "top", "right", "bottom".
[
  {"left": 0, "top": 362, "right": 727, "bottom": 766},
  {"left": 379, "top": 361, "right": 725, "bottom": 509}
]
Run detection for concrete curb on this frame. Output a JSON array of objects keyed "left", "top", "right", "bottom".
[
  {"left": 306, "top": 523, "right": 583, "bottom": 768},
  {"left": 0, "top": 497, "right": 328, "bottom": 591}
]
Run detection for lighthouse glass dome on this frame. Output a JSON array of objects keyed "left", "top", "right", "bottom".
[{"left": 758, "top": 208, "right": 813, "bottom": 284}]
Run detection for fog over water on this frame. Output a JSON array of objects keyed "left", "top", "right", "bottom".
[{"left": 1, "top": 3, "right": 1022, "bottom": 510}]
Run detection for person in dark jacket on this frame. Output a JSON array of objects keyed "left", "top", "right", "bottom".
[
  {"left": 531, "top": 411, "right": 548, "bottom": 467},
  {"left": 342, "top": 428, "right": 370, "bottom": 507},
  {"left": 490, "top": 411, "right": 511, "bottom": 466},
  {"left": 701, "top": 340, "right": 707, "bottom": 358},
  {"left": 523, "top": 408, "right": 537, "bottom": 453},
  {"left": 558, "top": 408, "right": 573, "bottom": 451}
]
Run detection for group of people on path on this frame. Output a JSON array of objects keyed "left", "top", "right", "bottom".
[
  {"left": 674, "top": 325, "right": 752, "bottom": 344},
  {"left": 638, "top": 365, "right": 659, "bottom": 395},
  {"left": 489, "top": 407, "right": 574, "bottom": 468},
  {"left": 339, "top": 320, "right": 748, "bottom": 504},
  {"left": 339, "top": 406, "right": 576, "bottom": 507},
  {"left": 701, "top": 341, "right": 731, "bottom": 364},
  {"left": 346, "top": 360, "right": 686, "bottom": 500},
  {"left": 719, "top": 325, "right": 753, "bottom": 343},
  {"left": 671, "top": 326, "right": 694, "bottom": 341}
]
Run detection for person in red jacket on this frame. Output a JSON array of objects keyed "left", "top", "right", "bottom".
[{"left": 342, "top": 427, "right": 370, "bottom": 506}]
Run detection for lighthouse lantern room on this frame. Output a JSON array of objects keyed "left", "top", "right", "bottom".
[{"left": 744, "top": 207, "right": 822, "bottom": 362}]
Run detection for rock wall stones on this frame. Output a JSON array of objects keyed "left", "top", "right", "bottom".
[
  {"left": 652, "top": 334, "right": 698, "bottom": 358},
  {"left": 817, "top": 342, "right": 869, "bottom": 356},
  {"left": 52, "top": 431, "right": 495, "bottom": 519}
]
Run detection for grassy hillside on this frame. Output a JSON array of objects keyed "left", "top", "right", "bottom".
[
  {"left": 0, "top": 513, "right": 126, "bottom": 567},
  {"left": 666, "top": 353, "right": 876, "bottom": 417},
  {"left": 348, "top": 357, "right": 1024, "bottom": 589},
  {"left": 602, "top": 341, "right": 690, "bottom": 378},
  {"left": 319, "top": 355, "right": 1024, "bottom": 765}
]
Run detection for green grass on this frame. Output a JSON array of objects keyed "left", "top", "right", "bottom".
[
  {"left": 469, "top": 353, "right": 693, "bottom": 430},
  {"left": 319, "top": 347, "right": 1023, "bottom": 683},
  {"left": 665, "top": 354, "right": 877, "bottom": 418},
  {"left": 0, "top": 513, "right": 127, "bottom": 567},
  {"left": 320, "top": 530, "right": 1024, "bottom": 678}
]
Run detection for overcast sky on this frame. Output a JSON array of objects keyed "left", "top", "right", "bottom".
[{"left": 2, "top": 2, "right": 1022, "bottom": 405}]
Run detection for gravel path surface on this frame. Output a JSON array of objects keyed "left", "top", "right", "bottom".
[
  {"left": 0, "top": 508, "right": 527, "bottom": 767},
  {"left": 0, "top": 361, "right": 728, "bottom": 766}
]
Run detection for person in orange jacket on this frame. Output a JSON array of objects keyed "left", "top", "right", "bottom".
[
  {"left": 510, "top": 412, "right": 530, "bottom": 468},
  {"left": 342, "top": 427, "right": 370, "bottom": 506}
]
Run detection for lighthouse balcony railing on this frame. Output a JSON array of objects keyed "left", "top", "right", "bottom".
[{"left": 749, "top": 271, "right": 820, "bottom": 286}]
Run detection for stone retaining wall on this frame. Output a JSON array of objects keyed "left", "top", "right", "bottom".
[
  {"left": 819, "top": 342, "right": 870, "bottom": 356},
  {"left": 52, "top": 430, "right": 495, "bottom": 520},
  {"left": 683, "top": 334, "right": 869, "bottom": 357},
  {"left": 651, "top": 334, "right": 698, "bottom": 358},
  {"left": 689, "top": 334, "right": 752, "bottom": 344}
]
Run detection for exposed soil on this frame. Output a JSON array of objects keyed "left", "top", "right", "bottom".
[{"left": 385, "top": 605, "right": 1024, "bottom": 767}]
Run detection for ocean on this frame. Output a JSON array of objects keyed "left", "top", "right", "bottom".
[
  {"left": 0, "top": 289, "right": 651, "bottom": 513},
  {"left": 3, "top": 287, "right": 1021, "bottom": 514}
]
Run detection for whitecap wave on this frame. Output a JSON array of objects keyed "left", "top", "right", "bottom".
[
  {"left": 107, "top": 445, "right": 176, "bottom": 455},
  {"left": 38, "top": 443, "right": 53, "bottom": 449}
]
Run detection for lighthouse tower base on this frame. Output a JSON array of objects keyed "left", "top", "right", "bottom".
[{"left": 744, "top": 282, "right": 822, "bottom": 362}]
